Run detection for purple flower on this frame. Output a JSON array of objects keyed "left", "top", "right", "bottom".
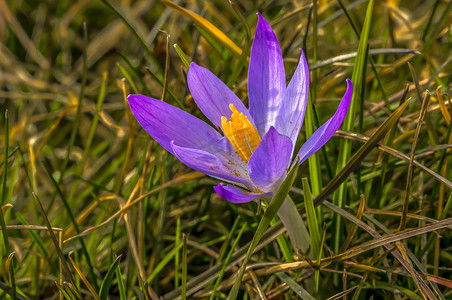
[{"left": 128, "top": 14, "right": 353, "bottom": 203}]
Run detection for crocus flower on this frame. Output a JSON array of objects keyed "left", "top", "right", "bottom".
[{"left": 128, "top": 14, "right": 353, "bottom": 204}]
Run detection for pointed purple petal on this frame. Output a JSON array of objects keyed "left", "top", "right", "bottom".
[
  {"left": 297, "top": 79, "right": 353, "bottom": 164},
  {"left": 214, "top": 183, "right": 272, "bottom": 203},
  {"left": 127, "top": 94, "right": 223, "bottom": 155},
  {"left": 171, "top": 142, "right": 251, "bottom": 187},
  {"left": 248, "top": 13, "right": 285, "bottom": 136},
  {"left": 187, "top": 63, "right": 254, "bottom": 128},
  {"left": 248, "top": 126, "right": 293, "bottom": 191},
  {"left": 274, "top": 51, "right": 309, "bottom": 151}
]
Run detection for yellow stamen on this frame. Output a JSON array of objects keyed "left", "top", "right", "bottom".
[{"left": 221, "top": 104, "right": 261, "bottom": 162}]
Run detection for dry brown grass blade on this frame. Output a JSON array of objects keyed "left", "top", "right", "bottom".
[
  {"left": 334, "top": 130, "right": 452, "bottom": 189},
  {"left": 63, "top": 171, "right": 204, "bottom": 244},
  {"left": 5, "top": 252, "right": 15, "bottom": 282},
  {"left": 424, "top": 274, "right": 452, "bottom": 289},
  {"left": 322, "top": 201, "right": 438, "bottom": 299},
  {"left": 68, "top": 254, "right": 101, "bottom": 300},
  {"left": 243, "top": 202, "right": 448, "bottom": 298},
  {"left": 5, "top": 225, "right": 62, "bottom": 231},
  {"left": 436, "top": 86, "right": 451, "bottom": 124},
  {"left": 1, "top": 203, "right": 12, "bottom": 214},
  {"left": 158, "top": 0, "right": 241, "bottom": 56},
  {"left": 365, "top": 209, "right": 452, "bottom": 226},
  {"left": 341, "top": 194, "right": 366, "bottom": 252},
  {"left": 400, "top": 91, "right": 431, "bottom": 231},
  {"left": 0, "top": 1, "right": 49, "bottom": 69},
  {"left": 342, "top": 261, "right": 385, "bottom": 273},
  {"left": 325, "top": 286, "right": 358, "bottom": 300},
  {"left": 248, "top": 270, "right": 268, "bottom": 300},
  {"left": 325, "top": 218, "right": 451, "bottom": 263},
  {"left": 32, "top": 192, "right": 77, "bottom": 288}
]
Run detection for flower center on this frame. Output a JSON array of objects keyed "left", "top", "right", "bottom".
[{"left": 221, "top": 104, "right": 261, "bottom": 162}]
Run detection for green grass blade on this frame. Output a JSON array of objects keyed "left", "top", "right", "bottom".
[
  {"left": 99, "top": 255, "right": 122, "bottom": 300},
  {"left": 332, "top": 0, "right": 374, "bottom": 254},
  {"left": 42, "top": 161, "right": 98, "bottom": 289},
  {"left": 173, "top": 44, "right": 191, "bottom": 70},
  {"left": 0, "top": 110, "right": 16, "bottom": 299},
  {"left": 305, "top": 0, "right": 323, "bottom": 197},
  {"left": 118, "top": 62, "right": 139, "bottom": 94},
  {"left": 227, "top": 162, "right": 300, "bottom": 300},
  {"left": 147, "top": 241, "right": 183, "bottom": 284},
  {"left": 119, "top": 53, "right": 151, "bottom": 97},
  {"left": 100, "top": 0, "right": 163, "bottom": 76},
  {"left": 302, "top": 178, "right": 320, "bottom": 258},
  {"left": 276, "top": 272, "right": 315, "bottom": 300},
  {"left": 115, "top": 262, "right": 127, "bottom": 300},
  {"left": 210, "top": 223, "right": 247, "bottom": 300},
  {"left": 314, "top": 98, "right": 411, "bottom": 209}
]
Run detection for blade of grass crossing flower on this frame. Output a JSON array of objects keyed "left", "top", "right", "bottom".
[
  {"left": 227, "top": 162, "right": 300, "bottom": 300},
  {"left": 0, "top": 110, "right": 16, "bottom": 299},
  {"left": 157, "top": 0, "right": 241, "bottom": 56},
  {"left": 173, "top": 44, "right": 191, "bottom": 70},
  {"left": 99, "top": 255, "right": 122, "bottom": 300},
  {"left": 332, "top": 0, "right": 374, "bottom": 255}
]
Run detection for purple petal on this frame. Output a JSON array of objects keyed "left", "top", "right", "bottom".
[
  {"left": 214, "top": 183, "right": 272, "bottom": 203},
  {"left": 248, "top": 126, "right": 293, "bottom": 191},
  {"left": 296, "top": 79, "right": 353, "bottom": 164},
  {"left": 127, "top": 94, "right": 224, "bottom": 156},
  {"left": 248, "top": 13, "right": 286, "bottom": 136},
  {"left": 187, "top": 63, "right": 254, "bottom": 128},
  {"left": 171, "top": 142, "right": 251, "bottom": 187},
  {"left": 274, "top": 51, "right": 309, "bottom": 151}
]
